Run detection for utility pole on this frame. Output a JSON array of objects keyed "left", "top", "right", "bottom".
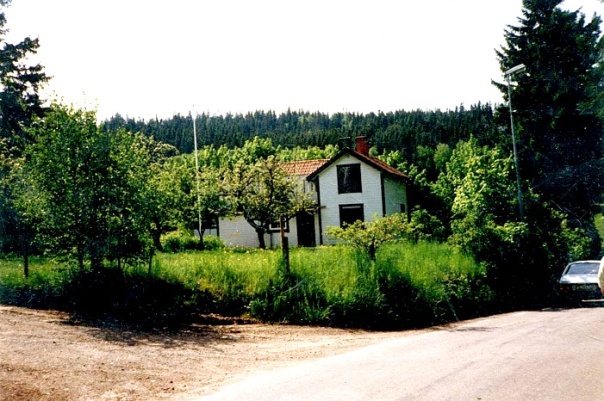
[{"left": 505, "top": 63, "right": 526, "bottom": 221}]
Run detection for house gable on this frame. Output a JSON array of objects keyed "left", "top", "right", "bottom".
[
  {"left": 305, "top": 140, "right": 409, "bottom": 245},
  {"left": 306, "top": 148, "right": 409, "bottom": 183},
  {"left": 215, "top": 138, "right": 409, "bottom": 248}
]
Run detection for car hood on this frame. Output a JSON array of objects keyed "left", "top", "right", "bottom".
[{"left": 559, "top": 274, "right": 598, "bottom": 284}]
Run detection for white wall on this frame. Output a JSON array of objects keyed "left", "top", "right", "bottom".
[
  {"left": 318, "top": 154, "right": 384, "bottom": 245},
  {"left": 383, "top": 176, "right": 407, "bottom": 215},
  {"left": 218, "top": 215, "right": 304, "bottom": 248}
]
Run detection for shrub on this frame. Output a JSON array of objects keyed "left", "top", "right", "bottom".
[
  {"left": 160, "top": 230, "right": 199, "bottom": 253},
  {"left": 202, "top": 235, "right": 225, "bottom": 251}
]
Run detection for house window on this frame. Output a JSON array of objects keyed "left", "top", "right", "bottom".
[
  {"left": 339, "top": 204, "right": 364, "bottom": 227},
  {"left": 337, "top": 164, "right": 362, "bottom": 194},
  {"left": 268, "top": 219, "right": 289, "bottom": 233}
]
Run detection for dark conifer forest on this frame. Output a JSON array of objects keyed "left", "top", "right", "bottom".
[{"left": 102, "top": 103, "right": 501, "bottom": 161}]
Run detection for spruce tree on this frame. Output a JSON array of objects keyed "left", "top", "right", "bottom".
[
  {"left": 0, "top": 0, "right": 49, "bottom": 151},
  {"left": 0, "top": 0, "right": 48, "bottom": 255},
  {"left": 494, "top": 0, "right": 604, "bottom": 220}
]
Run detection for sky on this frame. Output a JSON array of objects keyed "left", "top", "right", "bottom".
[{"left": 4, "top": 0, "right": 603, "bottom": 121}]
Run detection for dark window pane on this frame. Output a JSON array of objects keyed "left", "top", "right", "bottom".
[
  {"left": 337, "top": 164, "right": 362, "bottom": 193},
  {"left": 339, "top": 204, "right": 364, "bottom": 227}
]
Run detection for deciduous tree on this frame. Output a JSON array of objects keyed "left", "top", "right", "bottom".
[
  {"left": 23, "top": 104, "right": 154, "bottom": 270},
  {"left": 225, "top": 155, "right": 312, "bottom": 249}
]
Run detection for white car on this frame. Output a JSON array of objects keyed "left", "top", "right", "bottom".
[{"left": 559, "top": 260, "right": 602, "bottom": 305}]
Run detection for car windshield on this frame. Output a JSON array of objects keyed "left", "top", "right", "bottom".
[{"left": 566, "top": 262, "right": 599, "bottom": 275}]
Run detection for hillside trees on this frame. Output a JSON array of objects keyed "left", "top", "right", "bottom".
[
  {"left": 102, "top": 104, "right": 499, "bottom": 159},
  {"left": 494, "top": 0, "right": 604, "bottom": 230}
]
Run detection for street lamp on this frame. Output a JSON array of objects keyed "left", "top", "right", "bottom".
[{"left": 505, "top": 63, "right": 526, "bottom": 221}]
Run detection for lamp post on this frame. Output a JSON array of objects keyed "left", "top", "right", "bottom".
[
  {"left": 192, "top": 111, "right": 203, "bottom": 246},
  {"left": 505, "top": 63, "right": 526, "bottom": 221}
]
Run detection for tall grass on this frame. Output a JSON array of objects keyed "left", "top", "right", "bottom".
[
  {"left": 0, "top": 256, "right": 71, "bottom": 307},
  {"left": 1, "top": 242, "right": 492, "bottom": 329}
]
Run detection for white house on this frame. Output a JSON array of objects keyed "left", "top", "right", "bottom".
[{"left": 216, "top": 137, "right": 410, "bottom": 248}]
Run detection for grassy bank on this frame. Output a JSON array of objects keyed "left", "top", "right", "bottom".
[{"left": 0, "top": 242, "right": 493, "bottom": 329}]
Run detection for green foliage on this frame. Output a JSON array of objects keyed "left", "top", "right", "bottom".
[
  {"left": 402, "top": 208, "right": 447, "bottom": 243},
  {"left": 277, "top": 144, "right": 339, "bottom": 161},
  {"left": 160, "top": 230, "right": 200, "bottom": 253},
  {"left": 495, "top": 0, "right": 604, "bottom": 219},
  {"left": 102, "top": 105, "right": 498, "bottom": 158},
  {"left": 202, "top": 235, "right": 225, "bottom": 251},
  {"left": 326, "top": 213, "right": 407, "bottom": 260},
  {"left": 160, "top": 231, "right": 224, "bottom": 253},
  {"left": 0, "top": 255, "right": 68, "bottom": 307},
  {"left": 1, "top": 244, "right": 490, "bottom": 329},
  {"left": 225, "top": 154, "right": 313, "bottom": 248},
  {"left": 0, "top": 1, "right": 49, "bottom": 257},
  {"left": 18, "top": 104, "right": 157, "bottom": 269},
  {"left": 0, "top": 1, "right": 49, "bottom": 150},
  {"left": 146, "top": 154, "right": 188, "bottom": 250},
  {"left": 431, "top": 137, "right": 563, "bottom": 304},
  {"left": 595, "top": 213, "right": 604, "bottom": 249},
  {"left": 558, "top": 219, "right": 594, "bottom": 261}
]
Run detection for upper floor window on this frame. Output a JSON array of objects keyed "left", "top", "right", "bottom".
[{"left": 337, "top": 164, "right": 362, "bottom": 194}]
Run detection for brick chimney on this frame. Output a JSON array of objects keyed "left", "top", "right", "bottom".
[{"left": 355, "top": 136, "right": 369, "bottom": 156}]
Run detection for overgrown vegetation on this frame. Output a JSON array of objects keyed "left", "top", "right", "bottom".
[{"left": 0, "top": 243, "right": 491, "bottom": 329}]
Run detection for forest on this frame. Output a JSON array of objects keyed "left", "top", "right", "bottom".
[{"left": 102, "top": 104, "right": 500, "bottom": 161}]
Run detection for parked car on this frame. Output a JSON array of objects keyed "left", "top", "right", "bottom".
[{"left": 559, "top": 260, "right": 602, "bottom": 305}]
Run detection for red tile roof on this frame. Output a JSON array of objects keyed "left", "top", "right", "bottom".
[
  {"left": 281, "top": 159, "right": 330, "bottom": 177},
  {"left": 351, "top": 150, "right": 410, "bottom": 180}
]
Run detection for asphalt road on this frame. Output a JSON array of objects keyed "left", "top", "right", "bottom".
[{"left": 197, "top": 307, "right": 604, "bottom": 401}]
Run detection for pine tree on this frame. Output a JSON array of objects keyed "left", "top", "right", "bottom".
[
  {"left": 0, "top": 0, "right": 48, "bottom": 256},
  {"left": 494, "top": 0, "right": 604, "bottom": 219},
  {"left": 0, "top": 0, "right": 49, "bottom": 151}
]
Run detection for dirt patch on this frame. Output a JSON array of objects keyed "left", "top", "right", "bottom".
[{"left": 0, "top": 305, "right": 410, "bottom": 401}]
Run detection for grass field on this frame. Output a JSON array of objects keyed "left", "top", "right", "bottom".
[{"left": 0, "top": 242, "right": 492, "bottom": 329}]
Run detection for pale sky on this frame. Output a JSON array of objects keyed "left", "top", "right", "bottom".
[{"left": 4, "top": 0, "right": 603, "bottom": 121}]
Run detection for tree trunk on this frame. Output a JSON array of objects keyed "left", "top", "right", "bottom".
[
  {"left": 256, "top": 228, "right": 266, "bottom": 249},
  {"left": 151, "top": 223, "right": 163, "bottom": 252},
  {"left": 280, "top": 216, "right": 290, "bottom": 273},
  {"left": 23, "top": 252, "right": 29, "bottom": 279},
  {"left": 198, "top": 229, "right": 205, "bottom": 251},
  {"left": 147, "top": 248, "right": 155, "bottom": 280}
]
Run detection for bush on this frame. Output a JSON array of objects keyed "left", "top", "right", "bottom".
[
  {"left": 160, "top": 230, "right": 199, "bottom": 253},
  {"left": 202, "top": 235, "right": 225, "bottom": 251}
]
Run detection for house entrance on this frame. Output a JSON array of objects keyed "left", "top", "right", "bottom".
[{"left": 296, "top": 212, "right": 316, "bottom": 247}]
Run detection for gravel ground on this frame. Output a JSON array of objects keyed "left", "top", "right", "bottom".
[{"left": 0, "top": 305, "right": 408, "bottom": 401}]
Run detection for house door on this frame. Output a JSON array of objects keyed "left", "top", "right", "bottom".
[{"left": 296, "top": 212, "right": 316, "bottom": 247}]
